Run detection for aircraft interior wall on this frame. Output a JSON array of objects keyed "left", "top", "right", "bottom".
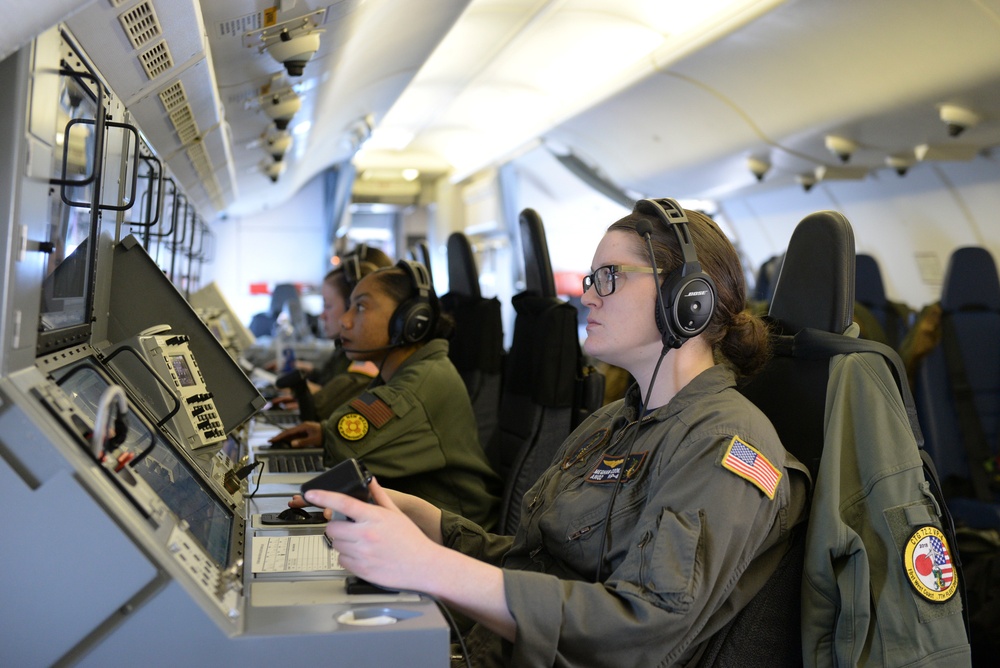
[
  {"left": 205, "top": 173, "right": 328, "bottom": 329},
  {"left": 720, "top": 153, "right": 1000, "bottom": 310}
]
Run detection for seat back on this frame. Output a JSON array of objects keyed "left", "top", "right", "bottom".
[
  {"left": 742, "top": 211, "right": 855, "bottom": 478},
  {"left": 736, "top": 211, "right": 969, "bottom": 666},
  {"left": 914, "top": 246, "right": 1000, "bottom": 512},
  {"left": 753, "top": 253, "right": 783, "bottom": 304},
  {"left": 440, "top": 232, "right": 504, "bottom": 453},
  {"left": 493, "top": 209, "right": 603, "bottom": 533},
  {"left": 855, "top": 253, "right": 911, "bottom": 348}
]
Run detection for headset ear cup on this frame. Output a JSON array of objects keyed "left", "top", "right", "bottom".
[
  {"left": 389, "top": 301, "right": 434, "bottom": 344},
  {"left": 654, "top": 280, "right": 671, "bottom": 338},
  {"left": 671, "top": 275, "right": 716, "bottom": 338},
  {"left": 389, "top": 259, "right": 436, "bottom": 345},
  {"left": 406, "top": 303, "right": 434, "bottom": 343}
]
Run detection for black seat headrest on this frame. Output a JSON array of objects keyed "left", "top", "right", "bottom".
[
  {"left": 769, "top": 211, "right": 855, "bottom": 334},
  {"left": 519, "top": 208, "right": 557, "bottom": 298},
  {"left": 854, "top": 253, "right": 886, "bottom": 308},
  {"left": 446, "top": 232, "right": 481, "bottom": 299},
  {"left": 414, "top": 241, "right": 432, "bottom": 280},
  {"left": 941, "top": 246, "right": 1000, "bottom": 312}
]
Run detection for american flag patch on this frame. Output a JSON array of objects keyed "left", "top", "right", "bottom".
[
  {"left": 929, "top": 535, "right": 954, "bottom": 588},
  {"left": 349, "top": 392, "right": 395, "bottom": 428},
  {"left": 721, "top": 436, "right": 781, "bottom": 500}
]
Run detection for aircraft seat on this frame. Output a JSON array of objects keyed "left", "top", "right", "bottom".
[
  {"left": 855, "top": 253, "right": 913, "bottom": 349},
  {"left": 752, "top": 253, "right": 783, "bottom": 304},
  {"left": 440, "top": 232, "right": 504, "bottom": 455},
  {"left": 493, "top": 209, "right": 603, "bottom": 534},
  {"left": 914, "top": 246, "right": 1000, "bottom": 528},
  {"left": 727, "top": 211, "right": 970, "bottom": 666}
]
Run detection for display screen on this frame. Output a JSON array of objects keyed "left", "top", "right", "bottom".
[
  {"left": 170, "top": 354, "right": 196, "bottom": 387},
  {"left": 36, "top": 57, "right": 101, "bottom": 354},
  {"left": 54, "top": 362, "right": 234, "bottom": 568}
]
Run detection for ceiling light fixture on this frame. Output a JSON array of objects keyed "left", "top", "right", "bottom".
[
  {"left": 747, "top": 155, "right": 770, "bottom": 181},
  {"left": 938, "top": 104, "right": 980, "bottom": 138},
  {"left": 259, "top": 87, "right": 301, "bottom": 131},
  {"left": 885, "top": 154, "right": 913, "bottom": 176},
  {"left": 797, "top": 173, "right": 816, "bottom": 193},
  {"left": 824, "top": 135, "right": 857, "bottom": 163},
  {"left": 245, "top": 9, "right": 327, "bottom": 77}
]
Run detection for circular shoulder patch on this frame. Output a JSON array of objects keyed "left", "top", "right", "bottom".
[
  {"left": 337, "top": 413, "right": 369, "bottom": 441},
  {"left": 903, "top": 526, "right": 957, "bottom": 602}
]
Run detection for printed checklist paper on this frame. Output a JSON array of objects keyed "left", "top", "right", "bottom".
[{"left": 252, "top": 535, "right": 344, "bottom": 573}]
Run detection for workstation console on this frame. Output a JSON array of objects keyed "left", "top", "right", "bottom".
[{"left": 0, "top": 25, "right": 448, "bottom": 667}]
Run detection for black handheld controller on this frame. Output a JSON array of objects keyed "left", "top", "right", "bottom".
[{"left": 300, "top": 458, "right": 373, "bottom": 503}]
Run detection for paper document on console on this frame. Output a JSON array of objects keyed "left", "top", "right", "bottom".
[{"left": 251, "top": 534, "right": 344, "bottom": 573}]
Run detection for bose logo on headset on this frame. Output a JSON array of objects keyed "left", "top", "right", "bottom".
[{"left": 633, "top": 198, "right": 717, "bottom": 349}]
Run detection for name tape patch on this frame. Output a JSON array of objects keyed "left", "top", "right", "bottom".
[{"left": 586, "top": 451, "right": 648, "bottom": 484}]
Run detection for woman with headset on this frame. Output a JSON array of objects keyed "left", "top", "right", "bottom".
[
  {"left": 267, "top": 245, "right": 390, "bottom": 418},
  {"left": 300, "top": 200, "right": 810, "bottom": 666},
  {"left": 307, "top": 254, "right": 385, "bottom": 418},
  {"left": 273, "top": 260, "right": 502, "bottom": 530}
]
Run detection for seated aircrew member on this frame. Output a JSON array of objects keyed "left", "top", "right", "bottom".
[
  {"left": 300, "top": 200, "right": 809, "bottom": 666},
  {"left": 272, "top": 260, "right": 501, "bottom": 530}
]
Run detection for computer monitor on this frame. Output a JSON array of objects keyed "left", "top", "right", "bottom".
[
  {"left": 37, "top": 48, "right": 104, "bottom": 355},
  {"left": 53, "top": 359, "right": 236, "bottom": 568}
]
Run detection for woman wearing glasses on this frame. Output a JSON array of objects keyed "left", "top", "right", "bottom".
[{"left": 304, "top": 200, "right": 809, "bottom": 666}]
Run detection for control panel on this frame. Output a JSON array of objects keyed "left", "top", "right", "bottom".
[{"left": 126, "top": 325, "right": 227, "bottom": 449}]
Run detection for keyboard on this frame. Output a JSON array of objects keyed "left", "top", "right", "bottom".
[
  {"left": 262, "top": 410, "right": 301, "bottom": 428},
  {"left": 266, "top": 451, "right": 325, "bottom": 473}
]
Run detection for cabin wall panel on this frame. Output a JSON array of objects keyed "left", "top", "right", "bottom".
[
  {"left": 201, "top": 174, "right": 327, "bottom": 328},
  {"left": 721, "top": 155, "right": 1000, "bottom": 310}
]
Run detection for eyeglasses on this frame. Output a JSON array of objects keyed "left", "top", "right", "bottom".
[{"left": 582, "top": 264, "right": 663, "bottom": 297}]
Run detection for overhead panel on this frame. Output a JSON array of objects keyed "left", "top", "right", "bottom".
[{"left": 65, "top": 0, "right": 235, "bottom": 216}]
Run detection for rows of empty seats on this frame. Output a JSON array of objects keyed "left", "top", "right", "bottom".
[{"left": 438, "top": 209, "right": 604, "bottom": 534}]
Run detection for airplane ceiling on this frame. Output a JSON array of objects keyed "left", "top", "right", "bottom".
[{"left": 48, "top": 0, "right": 1000, "bottom": 220}]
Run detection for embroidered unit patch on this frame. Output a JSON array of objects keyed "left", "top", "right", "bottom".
[
  {"left": 720, "top": 435, "right": 781, "bottom": 499},
  {"left": 903, "top": 526, "right": 957, "bottom": 602},
  {"left": 586, "top": 451, "right": 648, "bottom": 483},
  {"left": 337, "top": 413, "right": 369, "bottom": 441},
  {"left": 349, "top": 392, "right": 394, "bottom": 428}
]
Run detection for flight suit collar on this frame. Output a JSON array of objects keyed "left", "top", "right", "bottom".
[
  {"left": 368, "top": 338, "right": 450, "bottom": 389},
  {"left": 624, "top": 364, "right": 738, "bottom": 423}
]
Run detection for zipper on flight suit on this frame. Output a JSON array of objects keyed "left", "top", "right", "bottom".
[{"left": 529, "top": 413, "right": 654, "bottom": 541}]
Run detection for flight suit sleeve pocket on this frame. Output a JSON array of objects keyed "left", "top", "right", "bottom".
[
  {"left": 640, "top": 507, "right": 704, "bottom": 612},
  {"left": 884, "top": 502, "right": 964, "bottom": 623}
]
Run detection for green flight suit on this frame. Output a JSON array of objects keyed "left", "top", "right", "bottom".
[
  {"left": 441, "top": 364, "right": 810, "bottom": 666},
  {"left": 322, "top": 339, "right": 501, "bottom": 530},
  {"left": 313, "top": 361, "right": 376, "bottom": 420}
]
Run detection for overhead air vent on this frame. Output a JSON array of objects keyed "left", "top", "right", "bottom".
[
  {"left": 159, "top": 81, "right": 187, "bottom": 113},
  {"left": 118, "top": 1, "right": 163, "bottom": 50},
  {"left": 138, "top": 39, "right": 173, "bottom": 80},
  {"left": 187, "top": 142, "right": 213, "bottom": 178},
  {"left": 169, "top": 104, "right": 200, "bottom": 145}
]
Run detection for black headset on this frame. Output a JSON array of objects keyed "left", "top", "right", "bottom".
[
  {"left": 634, "top": 198, "right": 717, "bottom": 349},
  {"left": 342, "top": 254, "right": 363, "bottom": 287},
  {"left": 388, "top": 259, "right": 435, "bottom": 345}
]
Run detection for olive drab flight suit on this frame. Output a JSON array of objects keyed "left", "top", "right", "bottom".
[
  {"left": 312, "top": 359, "right": 378, "bottom": 420},
  {"left": 441, "top": 364, "right": 810, "bottom": 667},
  {"left": 321, "top": 339, "right": 501, "bottom": 530}
]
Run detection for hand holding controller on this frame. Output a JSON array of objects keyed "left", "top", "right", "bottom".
[{"left": 300, "top": 458, "right": 373, "bottom": 521}]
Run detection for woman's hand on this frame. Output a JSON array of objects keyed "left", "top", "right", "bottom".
[
  {"left": 269, "top": 421, "right": 322, "bottom": 448},
  {"left": 305, "top": 478, "right": 443, "bottom": 591}
]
